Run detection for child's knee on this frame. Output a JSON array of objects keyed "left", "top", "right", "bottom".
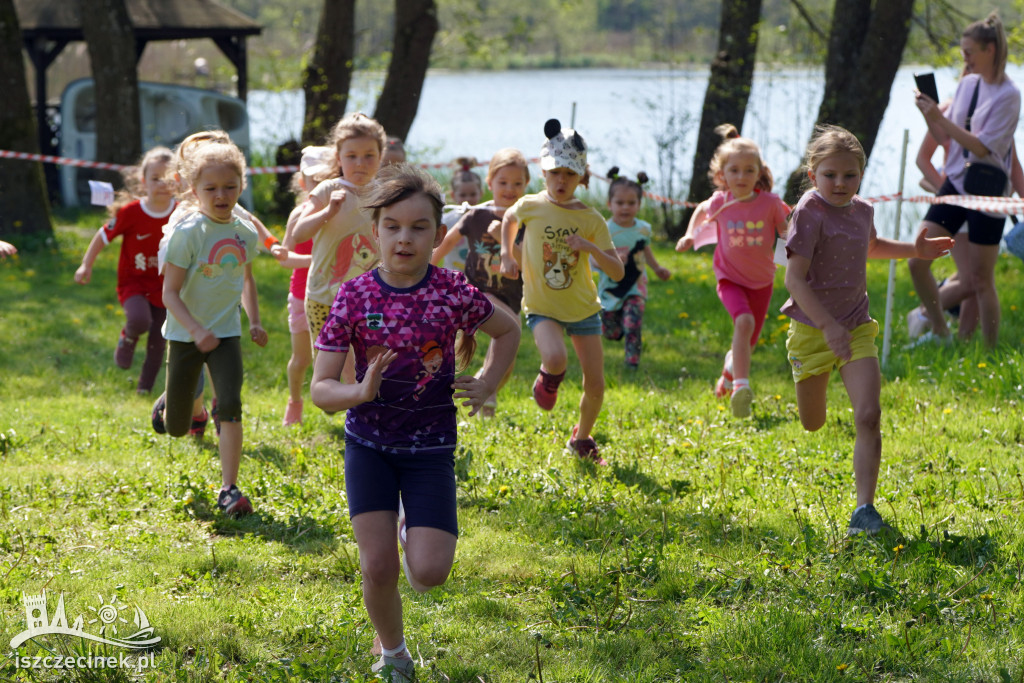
[
  {"left": 854, "top": 406, "right": 881, "bottom": 432},
  {"left": 406, "top": 558, "right": 451, "bottom": 591},
  {"left": 734, "top": 314, "right": 755, "bottom": 336},
  {"left": 361, "top": 554, "right": 401, "bottom": 588}
]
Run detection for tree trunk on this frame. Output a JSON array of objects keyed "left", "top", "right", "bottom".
[
  {"left": 0, "top": 0, "right": 53, "bottom": 246},
  {"left": 302, "top": 0, "right": 356, "bottom": 144},
  {"left": 81, "top": 0, "right": 142, "bottom": 185},
  {"left": 782, "top": 0, "right": 915, "bottom": 204},
  {"left": 677, "top": 0, "right": 763, "bottom": 240},
  {"left": 372, "top": 0, "right": 439, "bottom": 142}
]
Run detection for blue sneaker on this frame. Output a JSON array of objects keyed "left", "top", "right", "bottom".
[{"left": 847, "top": 503, "right": 892, "bottom": 537}]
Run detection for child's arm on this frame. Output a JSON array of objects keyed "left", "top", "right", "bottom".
[
  {"left": 163, "top": 263, "right": 219, "bottom": 353},
  {"left": 784, "top": 254, "right": 852, "bottom": 361},
  {"left": 311, "top": 347, "right": 398, "bottom": 413},
  {"left": 289, "top": 189, "right": 346, "bottom": 246},
  {"left": 868, "top": 225, "right": 953, "bottom": 261},
  {"left": 451, "top": 306, "right": 521, "bottom": 416},
  {"left": 73, "top": 227, "right": 109, "bottom": 284},
  {"left": 276, "top": 251, "right": 313, "bottom": 269},
  {"left": 675, "top": 200, "right": 709, "bottom": 252},
  {"left": 499, "top": 212, "right": 520, "bottom": 278},
  {"left": 643, "top": 244, "right": 671, "bottom": 280},
  {"left": 568, "top": 234, "right": 625, "bottom": 281},
  {"left": 241, "top": 262, "right": 268, "bottom": 347},
  {"left": 431, "top": 217, "right": 466, "bottom": 266}
]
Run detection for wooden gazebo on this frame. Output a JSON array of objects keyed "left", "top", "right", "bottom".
[{"left": 16, "top": 0, "right": 261, "bottom": 155}]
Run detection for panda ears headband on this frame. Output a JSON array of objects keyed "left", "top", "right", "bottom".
[{"left": 545, "top": 119, "right": 585, "bottom": 152}]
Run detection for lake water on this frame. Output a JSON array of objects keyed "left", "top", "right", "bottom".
[{"left": 248, "top": 65, "right": 1024, "bottom": 236}]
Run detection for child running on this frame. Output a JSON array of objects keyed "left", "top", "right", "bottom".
[
  {"left": 432, "top": 148, "right": 530, "bottom": 416},
  {"left": 152, "top": 140, "right": 268, "bottom": 517},
  {"left": 500, "top": 119, "right": 624, "bottom": 464},
  {"left": 287, "top": 113, "right": 384, "bottom": 371},
  {"left": 276, "top": 146, "right": 328, "bottom": 425},
  {"left": 676, "top": 124, "right": 789, "bottom": 416},
  {"left": 598, "top": 167, "right": 670, "bottom": 368},
  {"left": 74, "top": 147, "right": 175, "bottom": 394},
  {"left": 440, "top": 157, "right": 485, "bottom": 272},
  {"left": 310, "top": 164, "right": 519, "bottom": 682},
  {"left": 782, "top": 125, "right": 953, "bottom": 535}
]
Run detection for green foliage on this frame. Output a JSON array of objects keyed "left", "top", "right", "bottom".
[{"left": 2, "top": 223, "right": 1024, "bottom": 680}]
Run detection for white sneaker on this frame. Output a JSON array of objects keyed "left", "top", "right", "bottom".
[
  {"left": 906, "top": 307, "right": 929, "bottom": 339},
  {"left": 904, "top": 330, "right": 952, "bottom": 350},
  {"left": 730, "top": 385, "right": 753, "bottom": 418}
]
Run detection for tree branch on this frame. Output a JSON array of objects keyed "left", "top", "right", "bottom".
[{"left": 787, "top": 0, "right": 825, "bottom": 41}]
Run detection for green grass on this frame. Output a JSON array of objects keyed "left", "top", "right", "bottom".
[{"left": 2, "top": 221, "right": 1024, "bottom": 682}]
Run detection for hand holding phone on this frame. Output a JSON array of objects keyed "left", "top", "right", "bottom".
[{"left": 914, "top": 72, "right": 939, "bottom": 103}]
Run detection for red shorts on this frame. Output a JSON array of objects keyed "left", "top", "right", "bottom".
[{"left": 716, "top": 279, "right": 774, "bottom": 346}]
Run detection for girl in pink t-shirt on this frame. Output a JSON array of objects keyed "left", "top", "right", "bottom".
[
  {"left": 676, "top": 124, "right": 789, "bottom": 417},
  {"left": 783, "top": 125, "right": 952, "bottom": 537}
]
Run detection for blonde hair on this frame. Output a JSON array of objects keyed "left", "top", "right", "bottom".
[
  {"left": 108, "top": 146, "right": 173, "bottom": 217},
  {"left": 709, "top": 123, "right": 774, "bottom": 192},
  {"left": 963, "top": 11, "right": 1008, "bottom": 83},
  {"left": 180, "top": 141, "right": 247, "bottom": 191},
  {"left": 322, "top": 113, "right": 387, "bottom": 181},
  {"left": 804, "top": 124, "right": 866, "bottom": 174},
  {"left": 486, "top": 148, "right": 530, "bottom": 186}
]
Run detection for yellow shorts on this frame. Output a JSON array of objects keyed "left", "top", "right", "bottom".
[{"left": 785, "top": 319, "right": 878, "bottom": 383}]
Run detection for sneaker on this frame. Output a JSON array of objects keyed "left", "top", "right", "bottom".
[
  {"left": 567, "top": 424, "right": 607, "bottom": 466},
  {"left": 730, "top": 385, "right": 753, "bottom": 418},
  {"left": 847, "top": 503, "right": 892, "bottom": 537},
  {"left": 906, "top": 307, "right": 929, "bottom": 339},
  {"left": 371, "top": 652, "right": 414, "bottom": 682},
  {"left": 211, "top": 398, "right": 221, "bottom": 436},
  {"left": 283, "top": 398, "right": 303, "bottom": 426},
  {"left": 532, "top": 370, "right": 563, "bottom": 411},
  {"left": 114, "top": 329, "right": 137, "bottom": 369},
  {"left": 904, "top": 330, "right": 952, "bottom": 350},
  {"left": 190, "top": 408, "right": 209, "bottom": 439},
  {"left": 714, "top": 351, "right": 734, "bottom": 398},
  {"left": 217, "top": 485, "right": 253, "bottom": 517},
  {"left": 151, "top": 393, "right": 167, "bottom": 434}
]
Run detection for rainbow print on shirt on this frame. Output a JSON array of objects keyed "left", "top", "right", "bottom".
[{"left": 199, "top": 234, "right": 248, "bottom": 278}]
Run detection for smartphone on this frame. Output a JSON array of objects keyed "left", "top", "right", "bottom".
[{"left": 914, "top": 72, "right": 939, "bottom": 103}]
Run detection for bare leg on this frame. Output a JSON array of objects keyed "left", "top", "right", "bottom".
[
  {"left": 351, "top": 511, "right": 404, "bottom": 650},
  {"left": 570, "top": 334, "right": 605, "bottom": 441},
  {"left": 794, "top": 371, "right": 830, "bottom": 432},
  {"left": 963, "top": 241, "right": 1001, "bottom": 346},
  {"left": 838, "top": 357, "right": 882, "bottom": 506},
  {"left": 287, "top": 329, "right": 312, "bottom": 403},
  {"left": 218, "top": 421, "right": 242, "bottom": 489},
  {"left": 908, "top": 220, "right": 953, "bottom": 338},
  {"left": 532, "top": 320, "right": 568, "bottom": 375},
  {"left": 403, "top": 525, "right": 457, "bottom": 593},
  {"left": 731, "top": 313, "right": 755, "bottom": 381}
]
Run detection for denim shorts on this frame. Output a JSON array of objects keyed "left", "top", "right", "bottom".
[{"left": 525, "top": 311, "right": 602, "bottom": 336}]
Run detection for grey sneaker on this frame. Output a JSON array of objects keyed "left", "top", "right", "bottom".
[
  {"left": 847, "top": 503, "right": 892, "bottom": 536},
  {"left": 371, "top": 652, "right": 414, "bottom": 682}
]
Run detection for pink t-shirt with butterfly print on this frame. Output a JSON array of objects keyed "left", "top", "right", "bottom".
[{"left": 708, "top": 190, "right": 789, "bottom": 289}]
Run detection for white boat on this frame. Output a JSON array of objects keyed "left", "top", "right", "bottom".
[{"left": 58, "top": 78, "right": 251, "bottom": 206}]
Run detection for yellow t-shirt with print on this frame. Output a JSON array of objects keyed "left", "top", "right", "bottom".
[{"left": 508, "top": 193, "right": 613, "bottom": 323}]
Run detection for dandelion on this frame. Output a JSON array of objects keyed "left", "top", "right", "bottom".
[
  {"left": 837, "top": 663, "right": 848, "bottom": 672},
  {"left": 666, "top": 289, "right": 675, "bottom": 295},
  {"left": 774, "top": 394, "right": 781, "bottom": 400},
  {"left": 777, "top": 314, "right": 787, "bottom": 321},
  {"left": 498, "top": 485, "right": 510, "bottom": 496},
  {"left": 943, "top": 407, "right": 953, "bottom": 414},
  {"left": 678, "top": 312, "right": 689, "bottom": 319},
  {"left": 72, "top": 318, "right": 81, "bottom": 325},
  {"left": 1011, "top": 305, "right": 1017, "bottom": 312},
  {"left": 717, "top": 405, "right": 725, "bottom": 411},
  {"left": 978, "top": 362, "right": 987, "bottom": 369}
]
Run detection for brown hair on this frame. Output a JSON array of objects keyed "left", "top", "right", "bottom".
[
  {"left": 363, "top": 164, "right": 477, "bottom": 369},
  {"left": 963, "top": 11, "right": 1008, "bottom": 83},
  {"left": 322, "top": 113, "right": 387, "bottom": 181},
  {"left": 804, "top": 124, "right": 866, "bottom": 175},
  {"left": 108, "top": 146, "right": 173, "bottom": 217},
  {"left": 451, "top": 157, "right": 483, "bottom": 192},
  {"left": 486, "top": 148, "right": 530, "bottom": 186},
  {"left": 605, "top": 166, "right": 649, "bottom": 202},
  {"left": 708, "top": 123, "right": 773, "bottom": 192}
]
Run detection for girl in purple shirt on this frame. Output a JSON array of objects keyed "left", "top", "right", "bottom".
[
  {"left": 310, "top": 164, "right": 520, "bottom": 682},
  {"left": 783, "top": 125, "right": 952, "bottom": 538}
]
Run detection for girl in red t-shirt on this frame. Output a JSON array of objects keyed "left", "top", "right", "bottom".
[{"left": 75, "top": 147, "right": 176, "bottom": 394}]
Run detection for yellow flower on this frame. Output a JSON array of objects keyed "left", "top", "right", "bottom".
[
  {"left": 666, "top": 289, "right": 675, "bottom": 295},
  {"left": 717, "top": 405, "right": 725, "bottom": 411},
  {"left": 774, "top": 394, "right": 781, "bottom": 400},
  {"left": 777, "top": 314, "right": 787, "bottom": 321},
  {"left": 943, "top": 407, "right": 953, "bottom": 414},
  {"left": 1011, "top": 305, "right": 1017, "bottom": 312},
  {"left": 978, "top": 362, "right": 987, "bottom": 369},
  {"left": 678, "top": 312, "right": 689, "bottom": 319},
  {"left": 837, "top": 663, "right": 848, "bottom": 672}
]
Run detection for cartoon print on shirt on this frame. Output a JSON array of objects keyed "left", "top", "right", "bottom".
[
  {"left": 330, "top": 233, "right": 378, "bottom": 287},
  {"left": 469, "top": 231, "right": 503, "bottom": 289},
  {"left": 200, "top": 233, "right": 248, "bottom": 278},
  {"left": 412, "top": 340, "right": 444, "bottom": 400},
  {"left": 542, "top": 240, "right": 579, "bottom": 290}
]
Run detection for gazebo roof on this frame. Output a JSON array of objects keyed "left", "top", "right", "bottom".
[{"left": 16, "top": 0, "right": 262, "bottom": 41}]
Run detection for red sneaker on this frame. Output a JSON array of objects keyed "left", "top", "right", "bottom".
[
  {"left": 532, "top": 370, "right": 563, "bottom": 411},
  {"left": 567, "top": 425, "right": 607, "bottom": 466}
]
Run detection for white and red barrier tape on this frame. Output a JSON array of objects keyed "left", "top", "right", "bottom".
[{"left": 5, "top": 148, "right": 1023, "bottom": 215}]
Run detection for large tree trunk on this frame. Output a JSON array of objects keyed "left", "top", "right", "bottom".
[
  {"left": 302, "top": 0, "right": 356, "bottom": 144},
  {"left": 0, "top": 0, "right": 52, "bottom": 246},
  {"left": 81, "top": 0, "right": 142, "bottom": 185},
  {"left": 372, "top": 0, "right": 438, "bottom": 142},
  {"left": 782, "top": 0, "right": 915, "bottom": 203},
  {"left": 680, "top": 0, "right": 764, "bottom": 239}
]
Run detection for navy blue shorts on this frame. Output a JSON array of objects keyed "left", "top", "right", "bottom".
[{"left": 344, "top": 436, "right": 458, "bottom": 537}]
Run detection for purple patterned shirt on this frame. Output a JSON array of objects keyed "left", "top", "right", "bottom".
[{"left": 315, "top": 265, "right": 494, "bottom": 453}]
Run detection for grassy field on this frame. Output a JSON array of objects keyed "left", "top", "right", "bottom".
[{"left": 2, "top": 218, "right": 1024, "bottom": 682}]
